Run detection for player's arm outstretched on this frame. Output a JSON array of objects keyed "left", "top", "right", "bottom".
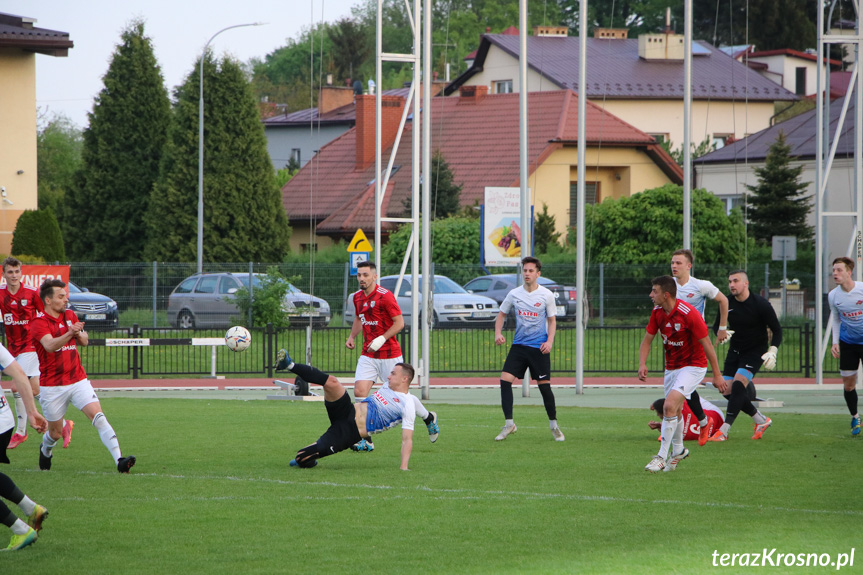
[{"left": 400, "top": 427, "right": 413, "bottom": 470}]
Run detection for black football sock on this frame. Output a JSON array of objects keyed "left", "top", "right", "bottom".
[
  {"left": 844, "top": 389, "right": 859, "bottom": 415},
  {"left": 500, "top": 380, "right": 514, "bottom": 419},
  {"left": 686, "top": 390, "right": 707, "bottom": 422},
  {"left": 538, "top": 383, "right": 557, "bottom": 421},
  {"left": 289, "top": 363, "right": 330, "bottom": 386},
  {"left": 0, "top": 472, "right": 24, "bottom": 505},
  {"left": 423, "top": 413, "right": 435, "bottom": 425},
  {"left": 724, "top": 380, "right": 748, "bottom": 426}
]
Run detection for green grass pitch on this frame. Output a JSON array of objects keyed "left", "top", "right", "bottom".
[{"left": 2, "top": 398, "right": 859, "bottom": 574}]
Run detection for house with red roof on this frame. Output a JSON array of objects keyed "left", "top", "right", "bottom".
[
  {"left": 0, "top": 12, "right": 73, "bottom": 254},
  {"left": 282, "top": 87, "right": 682, "bottom": 251},
  {"left": 445, "top": 27, "right": 798, "bottom": 152}
]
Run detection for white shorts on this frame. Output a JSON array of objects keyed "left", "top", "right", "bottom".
[
  {"left": 15, "top": 352, "right": 40, "bottom": 379},
  {"left": 355, "top": 355, "right": 404, "bottom": 384},
  {"left": 0, "top": 392, "right": 13, "bottom": 434},
  {"left": 663, "top": 366, "right": 706, "bottom": 400},
  {"left": 39, "top": 379, "right": 100, "bottom": 422}
]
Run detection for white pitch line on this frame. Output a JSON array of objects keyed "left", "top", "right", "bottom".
[{"left": 42, "top": 469, "right": 862, "bottom": 518}]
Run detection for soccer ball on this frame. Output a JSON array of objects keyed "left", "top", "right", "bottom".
[{"left": 225, "top": 326, "right": 251, "bottom": 352}]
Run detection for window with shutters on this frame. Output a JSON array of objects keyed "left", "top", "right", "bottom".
[{"left": 569, "top": 182, "right": 598, "bottom": 228}]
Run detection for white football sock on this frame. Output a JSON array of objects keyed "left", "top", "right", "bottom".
[
  {"left": 92, "top": 412, "right": 122, "bottom": 462},
  {"left": 699, "top": 417, "right": 708, "bottom": 428},
  {"left": 720, "top": 423, "right": 731, "bottom": 436},
  {"left": 752, "top": 411, "right": 767, "bottom": 425},
  {"left": 658, "top": 416, "right": 677, "bottom": 459},
  {"left": 10, "top": 519, "right": 30, "bottom": 535},
  {"left": 41, "top": 432, "right": 57, "bottom": 457},
  {"left": 13, "top": 392, "right": 26, "bottom": 435},
  {"left": 505, "top": 419, "right": 514, "bottom": 427},
  {"left": 549, "top": 419, "right": 558, "bottom": 430},
  {"left": 17, "top": 496, "right": 36, "bottom": 516},
  {"left": 671, "top": 415, "right": 684, "bottom": 455}
]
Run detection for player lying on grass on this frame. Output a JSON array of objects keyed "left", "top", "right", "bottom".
[
  {"left": 649, "top": 395, "right": 724, "bottom": 446},
  {"left": 1, "top": 345, "right": 49, "bottom": 551},
  {"left": 276, "top": 351, "right": 436, "bottom": 470}
]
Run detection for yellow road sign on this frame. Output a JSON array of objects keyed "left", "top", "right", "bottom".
[{"left": 347, "top": 229, "right": 373, "bottom": 252}]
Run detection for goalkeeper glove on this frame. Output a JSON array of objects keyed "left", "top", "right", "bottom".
[
  {"left": 761, "top": 345, "right": 778, "bottom": 371},
  {"left": 368, "top": 335, "right": 387, "bottom": 352},
  {"left": 718, "top": 330, "right": 734, "bottom": 345}
]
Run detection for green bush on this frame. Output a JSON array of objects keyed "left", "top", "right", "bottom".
[
  {"left": 232, "top": 267, "right": 293, "bottom": 328},
  {"left": 11, "top": 210, "right": 66, "bottom": 261}
]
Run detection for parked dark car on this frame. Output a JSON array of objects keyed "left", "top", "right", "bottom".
[
  {"left": 463, "top": 274, "right": 586, "bottom": 325},
  {"left": 167, "top": 272, "right": 331, "bottom": 329},
  {"left": 67, "top": 281, "right": 119, "bottom": 328}
]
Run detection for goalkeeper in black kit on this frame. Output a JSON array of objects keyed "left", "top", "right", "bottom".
[{"left": 708, "top": 270, "right": 782, "bottom": 442}]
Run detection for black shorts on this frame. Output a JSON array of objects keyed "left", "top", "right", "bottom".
[
  {"left": 0, "top": 428, "right": 10, "bottom": 464},
  {"left": 502, "top": 344, "right": 551, "bottom": 381},
  {"left": 838, "top": 340, "right": 863, "bottom": 372},
  {"left": 316, "top": 392, "right": 362, "bottom": 456},
  {"left": 722, "top": 348, "right": 764, "bottom": 380}
]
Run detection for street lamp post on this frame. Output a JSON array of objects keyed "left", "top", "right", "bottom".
[{"left": 198, "top": 22, "right": 264, "bottom": 274}]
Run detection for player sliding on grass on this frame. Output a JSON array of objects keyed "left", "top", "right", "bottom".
[
  {"left": 30, "top": 279, "right": 136, "bottom": 474},
  {"left": 1, "top": 343, "right": 49, "bottom": 551},
  {"left": 275, "top": 351, "right": 436, "bottom": 470},
  {"left": 638, "top": 276, "right": 726, "bottom": 473}
]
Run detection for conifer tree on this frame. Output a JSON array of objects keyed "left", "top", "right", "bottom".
[
  {"left": 746, "top": 132, "right": 812, "bottom": 243},
  {"left": 12, "top": 210, "right": 65, "bottom": 262},
  {"left": 64, "top": 20, "right": 170, "bottom": 261},
  {"left": 145, "top": 53, "right": 291, "bottom": 262}
]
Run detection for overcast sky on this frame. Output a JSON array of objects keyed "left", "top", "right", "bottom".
[{"left": 4, "top": 0, "right": 358, "bottom": 128}]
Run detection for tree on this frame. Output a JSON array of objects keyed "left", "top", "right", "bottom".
[
  {"left": 12, "top": 210, "right": 65, "bottom": 262},
  {"left": 382, "top": 216, "right": 480, "bottom": 264},
  {"left": 745, "top": 132, "right": 812, "bottom": 244},
  {"left": 575, "top": 184, "right": 747, "bottom": 264},
  {"left": 534, "top": 202, "right": 562, "bottom": 254},
  {"left": 145, "top": 53, "right": 291, "bottom": 262},
  {"left": 403, "top": 150, "right": 462, "bottom": 219},
  {"left": 36, "top": 112, "right": 82, "bottom": 216},
  {"left": 63, "top": 20, "right": 170, "bottom": 261},
  {"left": 329, "top": 18, "right": 372, "bottom": 85}
]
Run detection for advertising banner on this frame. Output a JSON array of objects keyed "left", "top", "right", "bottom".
[{"left": 483, "top": 187, "right": 528, "bottom": 266}]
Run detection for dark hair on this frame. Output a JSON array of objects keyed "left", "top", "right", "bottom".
[
  {"left": 2, "top": 256, "right": 21, "bottom": 271},
  {"left": 40, "top": 278, "right": 65, "bottom": 302},
  {"left": 651, "top": 275, "right": 677, "bottom": 297},
  {"left": 522, "top": 256, "right": 541, "bottom": 271},
  {"left": 728, "top": 269, "right": 749, "bottom": 280},
  {"left": 357, "top": 261, "right": 376, "bottom": 271},
  {"left": 651, "top": 398, "right": 665, "bottom": 416},
  {"left": 672, "top": 249, "right": 693, "bottom": 264},
  {"left": 395, "top": 362, "right": 415, "bottom": 382},
  {"left": 833, "top": 257, "right": 855, "bottom": 272}
]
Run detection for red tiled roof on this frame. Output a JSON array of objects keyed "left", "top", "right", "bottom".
[
  {"left": 283, "top": 90, "right": 680, "bottom": 236},
  {"left": 748, "top": 48, "right": 843, "bottom": 69}
]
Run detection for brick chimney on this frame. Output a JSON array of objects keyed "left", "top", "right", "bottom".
[
  {"left": 458, "top": 84, "right": 489, "bottom": 102},
  {"left": 355, "top": 94, "right": 406, "bottom": 170},
  {"left": 319, "top": 86, "right": 354, "bottom": 115}
]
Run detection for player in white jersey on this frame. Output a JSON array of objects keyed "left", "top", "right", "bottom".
[
  {"left": 277, "top": 350, "right": 429, "bottom": 470},
  {"left": 670, "top": 249, "right": 730, "bottom": 445},
  {"left": 493, "top": 257, "right": 564, "bottom": 442},
  {"left": 828, "top": 256, "right": 863, "bottom": 435},
  {"left": 0, "top": 342, "right": 49, "bottom": 551}
]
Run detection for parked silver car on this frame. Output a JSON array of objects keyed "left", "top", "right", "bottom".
[
  {"left": 167, "top": 272, "right": 331, "bottom": 329},
  {"left": 344, "top": 274, "right": 499, "bottom": 328}
]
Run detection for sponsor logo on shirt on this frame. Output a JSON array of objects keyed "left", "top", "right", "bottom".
[
  {"left": 59, "top": 344, "right": 77, "bottom": 352},
  {"left": 518, "top": 309, "right": 539, "bottom": 318},
  {"left": 842, "top": 310, "right": 863, "bottom": 318},
  {"left": 358, "top": 313, "right": 379, "bottom": 326},
  {"left": 661, "top": 335, "right": 684, "bottom": 347}
]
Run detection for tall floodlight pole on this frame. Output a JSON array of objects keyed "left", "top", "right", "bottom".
[
  {"left": 576, "top": 0, "right": 587, "bottom": 395},
  {"left": 682, "top": 0, "right": 692, "bottom": 249},
  {"left": 421, "top": 0, "right": 432, "bottom": 399},
  {"left": 519, "top": 0, "right": 531, "bottom": 398},
  {"left": 198, "top": 22, "right": 263, "bottom": 275}
]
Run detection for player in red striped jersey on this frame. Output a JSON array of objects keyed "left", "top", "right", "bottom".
[
  {"left": 0, "top": 257, "right": 72, "bottom": 450},
  {"left": 638, "top": 276, "right": 725, "bottom": 473},
  {"left": 30, "top": 279, "right": 135, "bottom": 473},
  {"left": 342, "top": 261, "right": 438, "bottom": 451}
]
